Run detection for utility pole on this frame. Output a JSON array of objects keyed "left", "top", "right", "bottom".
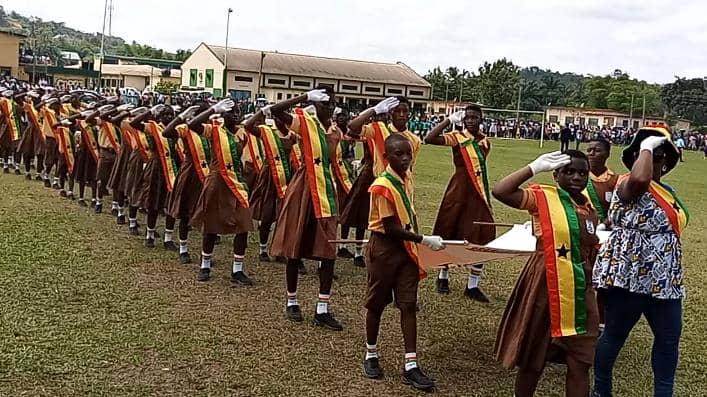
[
  {"left": 223, "top": 7, "right": 233, "bottom": 98},
  {"left": 641, "top": 94, "right": 646, "bottom": 126},
  {"left": 108, "top": 0, "right": 113, "bottom": 37},
  {"left": 445, "top": 81, "right": 449, "bottom": 102},
  {"left": 98, "top": 0, "right": 108, "bottom": 92},
  {"left": 515, "top": 80, "right": 522, "bottom": 137},
  {"left": 628, "top": 93, "right": 634, "bottom": 129}
]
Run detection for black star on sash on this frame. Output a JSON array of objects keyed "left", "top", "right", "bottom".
[
  {"left": 338, "top": 160, "right": 343, "bottom": 165},
  {"left": 405, "top": 224, "right": 412, "bottom": 231},
  {"left": 274, "top": 155, "right": 280, "bottom": 161},
  {"left": 200, "top": 161, "right": 208, "bottom": 168},
  {"left": 672, "top": 201, "right": 680, "bottom": 212},
  {"left": 476, "top": 170, "right": 482, "bottom": 177},
  {"left": 226, "top": 162, "right": 233, "bottom": 171},
  {"left": 165, "top": 150, "right": 170, "bottom": 157},
  {"left": 556, "top": 244, "right": 570, "bottom": 258},
  {"left": 314, "top": 157, "right": 322, "bottom": 165}
]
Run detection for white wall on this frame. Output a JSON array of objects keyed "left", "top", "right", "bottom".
[{"left": 180, "top": 43, "right": 224, "bottom": 93}]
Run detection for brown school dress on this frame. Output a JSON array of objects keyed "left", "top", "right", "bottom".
[
  {"left": 73, "top": 131, "right": 98, "bottom": 184},
  {"left": 190, "top": 125, "right": 253, "bottom": 235},
  {"left": 123, "top": 136, "right": 147, "bottom": 207},
  {"left": 494, "top": 190, "right": 600, "bottom": 371},
  {"left": 108, "top": 123, "right": 133, "bottom": 195},
  {"left": 167, "top": 143, "right": 203, "bottom": 220},
  {"left": 589, "top": 169, "right": 618, "bottom": 216},
  {"left": 339, "top": 144, "right": 374, "bottom": 229},
  {"left": 270, "top": 119, "right": 341, "bottom": 261},
  {"left": 432, "top": 135, "right": 495, "bottom": 244},
  {"left": 18, "top": 112, "right": 44, "bottom": 158},
  {"left": 134, "top": 124, "right": 170, "bottom": 212},
  {"left": 249, "top": 133, "right": 295, "bottom": 225}
]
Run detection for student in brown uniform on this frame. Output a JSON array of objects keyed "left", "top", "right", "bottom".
[
  {"left": 330, "top": 107, "right": 357, "bottom": 261},
  {"left": 0, "top": 90, "right": 23, "bottom": 174},
  {"left": 492, "top": 150, "right": 600, "bottom": 397},
  {"left": 130, "top": 104, "right": 178, "bottom": 249},
  {"left": 425, "top": 105, "right": 495, "bottom": 302},
  {"left": 244, "top": 107, "right": 297, "bottom": 262},
  {"left": 40, "top": 97, "right": 61, "bottom": 189},
  {"left": 19, "top": 91, "right": 45, "bottom": 181},
  {"left": 73, "top": 106, "right": 101, "bottom": 207},
  {"left": 106, "top": 107, "right": 135, "bottom": 224},
  {"left": 163, "top": 103, "right": 209, "bottom": 264},
  {"left": 93, "top": 103, "right": 128, "bottom": 214},
  {"left": 123, "top": 107, "right": 150, "bottom": 235},
  {"left": 362, "top": 133, "right": 443, "bottom": 391},
  {"left": 53, "top": 96, "right": 80, "bottom": 200},
  {"left": 188, "top": 99, "right": 254, "bottom": 285},
  {"left": 347, "top": 97, "right": 422, "bottom": 266},
  {"left": 269, "top": 86, "right": 343, "bottom": 330}
]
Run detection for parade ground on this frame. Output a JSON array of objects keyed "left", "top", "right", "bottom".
[{"left": 1, "top": 140, "right": 705, "bottom": 396}]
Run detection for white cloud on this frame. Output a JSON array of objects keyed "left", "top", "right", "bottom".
[{"left": 5, "top": 0, "right": 706, "bottom": 83}]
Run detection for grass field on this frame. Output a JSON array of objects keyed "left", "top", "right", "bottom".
[{"left": 1, "top": 140, "right": 705, "bottom": 396}]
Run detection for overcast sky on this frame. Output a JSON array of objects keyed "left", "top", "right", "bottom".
[{"left": 6, "top": 0, "right": 706, "bottom": 84}]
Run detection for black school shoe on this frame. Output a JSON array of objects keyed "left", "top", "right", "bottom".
[
  {"left": 59, "top": 189, "right": 67, "bottom": 198},
  {"left": 77, "top": 198, "right": 87, "bottom": 207},
  {"left": 179, "top": 252, "right": 192, "bottom": 264},
  {"left": 95, "top": 203, "right": 103, "bottom": 214},
  {"left": 230, "top": 271, "right": 253, "bottom": 286},
  {"left": 353, "top": 256, "right": 366, "bottom": 268},
  {"left": 464, "top": 287, "right": 490, "bottom": 303},
  {"left": 286, "top": 305, "right": 303, "bottom": 322},
  {"left": 163, "top": 241, "right": 178, "bottom": 251},
  {"left": 214, "top": 234, "right": 222, "bottom": 245},
  {"left": 111, "top": 208, "right": 118, "bottom": 216},
  {"left": 25, "top": 173, "right": 31, "bottom": 180},
  {"left": 402, "top": 367, "right": 435, "bottom": 392},
  {"left": 128, "top": 226, "right": 139, "bottom": 235},
  {"left": 3, "top": 167, "right": 9, "bottom": 174},
  {"left": 259, "top": 252, "right": 271, "bottom": 262},
  {"left": 116, "top": 215, "right": 126, "bottom": 225},
  {"left": 363, "top": 358, "right": 384, "bottom": 379},
  {"left": 67, "top": 192, "right": 75, "bottom": 200},
  {"left": 144, "top": 238, "right": 155, "bottom": 248},
  {"left": 313, "top": 312, "right": 343, "bottom": 331},
  {"left": 337, "top": 247, "right": 354, "bottom": 258},
  {"left": 90, "top": 199, "right": 96, "bottom": 209},
  {"left": 197, "top": 268, "right": 211, "bottom": 282},
  {"left": 298, "top": 261, "right": 307, "bottom": 275},
  {"left": 14, "top": 168, "right": 21, "bottom": 175},
  {"left": 436, "top": 278, "right": 450, "bottom": 294},
  {"left": 43, "top": 179, "right": 51, "bottom": 188}
]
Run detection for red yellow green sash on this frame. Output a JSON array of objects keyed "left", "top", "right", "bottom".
[
  {"left": 583, "top": 180, "right": 606, "bottom": 222},
  {"left": 648, "top": 181, "right": 689, "bottom": 238},
  {"left": 55, "top": 126, "right": 75, "bottom": 174},
  {"left": 259, "top": 125, "right": 292, "bottom": 199},
  {"left": 119, "top": 120, "right": 134, "bottom": 150},
  {"left": 290, "top": 143, "right": 302, "bottom": 171},
  {"left": 146, "top": 121, "right": 179, "bottom": 192},
  {"left": 61, "top": 103, "right": 79, "bottom": 117},
  {"left": 333, "top": 141, "right": 354, "bottom": 194},
  {"left": 451, "top": 133, "right": 491, "bottom": 210},
  {"left": 41, "top": 107, "right": 57, "bottom": 139},
  {"left": 294, "top": 108, "right": 337, "bottom": 218},
  {"left": 132, "top": 126, "right": 153, "bottom": 162},
  {"left": 211, "top": 121, "right": 249, "bottom": 207},
  {"left": 179, "top": 124, "right": 210, "bottom": 183},
  {"left": 1, "top": 98, "right": 22, "bottom": 141},
  {"left": 245, "top": 132, "right": 264, "bottom": 173},
  {"left": 100, "top": 120, "right": 121, "bottom": 153},
  {"left": 369, "top": 170, "right": 425, "bottom": 279},
  {"left": 530, "top": 184, "right": 587, "bottom": 338},
  {"left": 367, "top": 121, "right": 391, "bottom": 175},
  {"left": 24, "top": 101, "right": 44, "bottom": 143},
  {"left": 176, "top": 138, "right": 186, "bottom": 163},
  {"left": 77, "top": 120, "right": 100, "bottom": 162}
]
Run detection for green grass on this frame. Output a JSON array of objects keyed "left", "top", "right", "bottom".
[{"left": 1, "top": 140, "right": 705, "bottom": 396}]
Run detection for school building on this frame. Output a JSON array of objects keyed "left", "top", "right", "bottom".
[
  {"left": 179, "top": 43, "right": 432, "bottom": 111},
  {"left": 544, "top": 106, "right": 691, "bottom": 131},
  {"left": 0, "top": 30, "right": 25, "bottom": 78}
]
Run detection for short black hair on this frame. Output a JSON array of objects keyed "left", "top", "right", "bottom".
[
  {"left": 588, "top": 138, "right": 611, "bottom": 153},
  {"left": 465, "top": 104, "right": 482, "bottom": 115},
  {"left": 384, "top": 133, "right": 411, "bottom": 153},
  {"left": 562, "top": 149, "right": 589, "bottom": 163},
  {"left": 394, "top": 96, "right": 409, "bottom": 105},
  {"left": 314, "top": 84, "right": 335, "bottom": 97}
]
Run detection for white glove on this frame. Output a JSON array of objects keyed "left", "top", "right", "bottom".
[
  {"left": 105, "top": 96, "right": 120, "bottom": 103},
  {"left": 80, "top": 110, "right": 94, "bottom": 117},
  {"left": 210, "top": 98, "right": 234, "bottom": 113},
  {"left": 305, "top": 89, "right": 330, "bottom": 102},
  {"left": 596, "top": 223, "right": 607, "bottom": 232},
  {"left": 304, "top": 105, "right": 317, "bottom": 115},
  {"left": 129, "top": 106, "right": 148, "bottom": 116},
  {"left": 528, "top": 151, "right": 571, "bottom": 175},
  {"left": 261, "top": 105, "right": 272, "bottom": 118},
  {"left": 117, "top": 104, "right": 134, "bottom": 112},
  {"left": 98, "top": 104, "right": 114, "bottom": 113},
  {"left": 150, "top": 104, "right": 166, "bottom": 116},
  {"left": 178, "top": 105, "right": 201, "bottom": 120},
  {"left": 61, "top": 119, "right": 72, "bottom": 126},
  {"left": 74, "top": 131, "right": 81, "bottom": 141},
  {"left": 27, "top": 91, "right": 40, "bottom": 98},
  {"left": 448, "top": 110, "right": 465, "bottom": 125},
  {"left": 372, "top": 97, "right": 400, "bottom": 115},
  {"left": 640, "top": 136, "right": 667, "bottom": 153},
  {"left": 421, "top": 235, "right": 445, "bottom": 251}
]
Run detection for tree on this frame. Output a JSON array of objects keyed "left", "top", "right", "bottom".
[
  {"left": 662, "top": 78, "right": 707, "bottom": 125},
  {"left": 476, "top": 58, "right": 520, "bottom": 109},
  {"left": 154, "top": 79, "right": 179, "bottom": 94}
]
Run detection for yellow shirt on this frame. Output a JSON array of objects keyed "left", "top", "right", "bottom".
[
  {"left": 368, "top": 166, "right": 415, "bottom": 233},
  {"left": 97, "top": 120, "right": 113, "bottom": 149},
  {"left": 361, "top": 123, "right": 421, "bottom": 176}
]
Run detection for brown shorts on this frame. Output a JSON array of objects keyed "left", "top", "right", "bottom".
[{"left": 365, "top": 232, "right": 419, "bottom": 310}]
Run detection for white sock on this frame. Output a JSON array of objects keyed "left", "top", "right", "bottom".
[
  {"left": 438, "top": 268, "right": 449, "bottom": 280},
  {"left": 404, "top": 352, "right": 418, "bottom": 371},
  {"left": 337, "top": 243, "right": 346, "bottom": 250},
  {"left": 146, "top": 228, "right": 155, "bottom": 240},
  {"left": 53, "top": 177, "right": 59, "bottom": 184},
  {"left": 179, "top": 240, "right": 188, "bottom": 254},
  {"left": 164, "top": 229, "right": 173, "bottom": 243},
  {"left": 316, "top": 293, "right": 330, "bottom": 314},
  {"left": 365, "top": 343, "right": 379, "bottom": 360},
  {"left": 232, "top": 254, "right": 244, "bottom": 273},
  {"left": 468, "top": 265, "right": 483, "bottom": 289},
  {"left": 259, "top": 243, "right": 268, "bottom": 254},
  {"left": 111, "top": 201, "right": 119, "bottom": 210},
  {"left": 355, "top": 245, "right": 363, "bottom": 257},
  {"left": 117, "top": 207, "right": 124, "bottom": 217},
  {"left": 96, "top": 198, "right": 102, "bottom": 205},
  {"left": 287, "top": 292, "right": 298, "bottom": 307},
  {"left": 200, "top": 252, "right": 212, "bottom": 269},
  {"left": 129, "top": 217, "right": 137, "bottom": 228}
]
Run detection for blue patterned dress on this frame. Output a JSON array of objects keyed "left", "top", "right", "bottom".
[{"left": 592, "top": 183, "right": 684, "bottom": 299}]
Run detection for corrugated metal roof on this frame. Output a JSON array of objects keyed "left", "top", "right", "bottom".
[
  {"left": 102, "top": 64, "right": 181, "bottom": 78},
  {"left": 204, "top": 44, "right": 430, "bottom": 87}
]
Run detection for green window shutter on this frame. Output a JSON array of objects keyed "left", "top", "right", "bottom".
[
  {"left": 205, "top": 69, "right": 213, "bottom": 88},
  {"left": 189, "top": 69, "right": 197, "bottom": 86}
]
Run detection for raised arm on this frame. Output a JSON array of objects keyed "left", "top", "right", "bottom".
[
  {"left": 163, "top": 105, "right": 200, "bottom": 138},
  {"left": 492, "top": 151, "right": 570, "bottom": 209},
  {"left": 129, "top": 106, "right": 155, "bottom": 131},
  {"left": 424, "top": 111, "right": 463, "bottom": 145},
  {"left": 617, "top": 136, "right": 665, "bottom": 202},
  {"left": 347, "top": 96, "right": 399, "bottom": 137},
  {"left": 187, "top": 99, "right": 233, "bottom": 134}
]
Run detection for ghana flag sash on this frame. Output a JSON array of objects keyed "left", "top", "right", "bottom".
[
  {"left": 55, "top": 126, "right": 75, "bottom": 174},
  {"left": 78, "top": 120, "right": 100, "bottom": 162},
  {"left": 452, "top": 133, "right": 491, "bottom": 210},
  {"left": 176, "top": 138, "right": 186, "bottom": 163},
  {"left": 41, "top": 107, "right": 57, "bottom": 138},
  {"left": 369, "top": 170, "right": 426, "bottom": 279},
  {"left": 258, "top": 125, "right": 291, "bottom": 199},
  {"left": 146, "top": 121, "right": 179, "bottom": 192},
  {"left": 583, "top": 180, "right": 606, "bottom": 222},
  {"left": 290, "top": 143, "right": 302, "bottom": 171},
  {"left": 245, "top": 132, "right": 264, "bottom": 172},
  {"left": 179, "top": 124, "right": 210, "bottom": 183},
  {"left": 211, "top": 121, "right": 249, "bottom": 207},
  {"left": 294, "top": 108, "right": 337, "bottom": 218},
  {"left": 530, "top": 184, "right": 587, "bottom": 338},
  {"left": 333, "top": 142, "right": 354, "bottom": 194},
  {"left": 366, "top": 121, "right": 391, "bottom": 175},
  {"left": 100, "top": 120, "right": 121, "bottom": 153},
  {"left": 1, "top": 98, "right": 22, "bottom": 141},
  {"left": 24, "top": 102, "right": 42, "bottom": 132},
  {"left": 648, "top": 181, "right": 689, "bottom": 237},
  {"left": 119, "top": 120, "right": 134, "bottom": 150},
  {"left": 133, "top": 126, "right": 153, "bottom": 162}
]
